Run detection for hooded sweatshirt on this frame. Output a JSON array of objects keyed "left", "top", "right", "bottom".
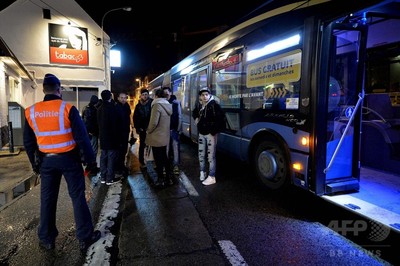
[
  {"left": 82, "top": 95, "right": 99, "bottom": 136},
  {"left": 168, "top": 94, "right": 182, "bottom": 131},
  {"left": 192, "top": 95, "right": 225, "bottom": 135}
]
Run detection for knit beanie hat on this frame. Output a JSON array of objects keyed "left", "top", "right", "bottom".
[
  {"left": 101, "top": 90, "right": 112, "bottom": 101},
  {"left": 90, "top": 95, "right": 99, "bottom": 105},
  {"left": 43, "top": 73, "right": 60, "bottom": 85}
]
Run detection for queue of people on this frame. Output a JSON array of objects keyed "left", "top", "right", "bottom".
[
  {"left": 22, "top": 73, "right": 224, "bottom": 253},
  {"left": 134, "top": 85, "right": 224, "bottom": 188},
  {"left": 81, "top": 91, "right": 132, "bottom": 185},
  {"left": 88, "top": 85, "right": 224, "bottom": 189}
]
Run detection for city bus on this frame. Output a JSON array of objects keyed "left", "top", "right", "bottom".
[{"left": 146, "top": 0, "right": 400, "bottom": 232}]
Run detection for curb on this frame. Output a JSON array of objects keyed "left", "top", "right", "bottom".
[
  {"left": 0, "top": 173, "right": 39, "bottom": 211},
  {"left": 0, "top": 147, "right": 21, "bottom": 157}
]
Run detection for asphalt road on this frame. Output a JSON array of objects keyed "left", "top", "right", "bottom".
[
  {"left": 115, "top": 137, "right": 395, "bottom": 265},
  {"left": 0, "top": 137, "right": 397, "bottom": 265}
]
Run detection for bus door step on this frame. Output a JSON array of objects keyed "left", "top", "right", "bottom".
[{"left": 325, "top": 179, "right": 359, "bottom": 194}]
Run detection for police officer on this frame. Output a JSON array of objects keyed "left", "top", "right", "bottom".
[{"left": 23, "top": 73, "right": 100, "bottom": 252}]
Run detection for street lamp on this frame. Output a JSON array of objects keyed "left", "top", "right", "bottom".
[
  {"left": 135, "top": 78, "right": 142, "bottom": 88},
  {"left": 101, "top": 6, "right": 132, "bottom": 88}
]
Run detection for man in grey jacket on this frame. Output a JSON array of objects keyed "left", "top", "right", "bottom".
[{"left": 145, "top": 89, "right": 172, "bottom": 187}]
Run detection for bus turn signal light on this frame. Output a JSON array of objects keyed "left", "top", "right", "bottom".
[{"left": 293, "top": 163, "right": 302, "bottom": 171}]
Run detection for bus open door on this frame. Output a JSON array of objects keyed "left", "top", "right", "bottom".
[{"left": 315, "top": 16, "right": 368, "bottom": 195}]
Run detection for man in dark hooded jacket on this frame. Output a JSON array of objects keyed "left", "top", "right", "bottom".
[
  {"left": 133, "top": 88, "right": 153, "bottom": 168},
  {"left": 97, "top": 90, "right": 122, "bottom": 185},
  {"left": 162, "top": 87, "right": 182, "bottom": 177},
  {"left": 192, "top": 87, "right": 226, "bottom": 186},
  {"left": 115, "top": 92, "right": 131, "bottom": 177},
  {"left": 82, "top": 95, "right": 99, "bottom": 157}
]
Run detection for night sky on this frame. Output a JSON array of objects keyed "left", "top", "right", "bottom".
[
  {"left": 74, "top": 1, "right": 270, "bottom": 91},
  {"left": 1, "top": 0, "right": 288, "bottom": 91}
]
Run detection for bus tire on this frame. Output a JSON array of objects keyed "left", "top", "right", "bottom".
[{"left": 253, "top": 141, "right": 289, "bottom": 190}]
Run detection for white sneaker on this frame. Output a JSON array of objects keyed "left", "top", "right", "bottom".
[
  {"left": 200, "top": 171, "right": 206, "bottom": 181},
  {"left": 202, "top": 176, "right": 216, "bottom": 186}
]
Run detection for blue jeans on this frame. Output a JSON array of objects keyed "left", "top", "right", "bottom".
[
  {"left": 169, "top": 129, "right": 180, "bottom": 167},
  {"left": 198, "top": 133, "right": 218, "bottom": 177},
  {"left": 39, "top": 153, "right": 94, "bottom": 243},
  {"left": 100, "top": 149, "right": 118, "bottom": 182},
  {"left": 89, "top": 134, "right": 98, "bottom": 157}
]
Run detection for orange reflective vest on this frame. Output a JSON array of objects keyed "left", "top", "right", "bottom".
[{"left": 25, "top": 100, "right": 76, "bottom": 153}]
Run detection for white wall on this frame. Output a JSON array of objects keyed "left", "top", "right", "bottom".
[
  {"left": 0, "top": 64, "right": 7, "bottom": 146},
  {"left": 0, "top": 0, "right": 108, "bottom": 109}
]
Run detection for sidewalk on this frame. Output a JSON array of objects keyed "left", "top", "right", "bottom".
[
  {"left": 0, "top": 142, "right": 218, "bottom": 266},
  {"left": 0, "top": 146, "right": 37, "bottom": 209},
  {"left": 0, "top": 169, "right": 105, "bottom": 266},
  {"left": 0, "top": 146, "right": 107, "bottom": 265}
]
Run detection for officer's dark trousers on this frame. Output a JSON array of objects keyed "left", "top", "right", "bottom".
[{"left": 38, "top": 153, "right": 94, "bottom": 244}]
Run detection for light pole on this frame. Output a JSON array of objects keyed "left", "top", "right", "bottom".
[{"left": 101, "top": 6, "right": 132, "bottom": 89}]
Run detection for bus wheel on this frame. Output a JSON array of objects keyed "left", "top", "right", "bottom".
[{"left": 253, "top": 141, "right": 289, "bottom": 190}]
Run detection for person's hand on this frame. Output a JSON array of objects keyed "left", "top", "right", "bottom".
[
  {"left": 129, "top": 137, "right": 137, "bottom": 145},
  {"left": 33, "top": 150, "right": 42, "bottom": 175},
  {"left": 85, "top": 162, "right": 98, "bottom": 176},
  {"left": 32, "top": 164, "right": 40, "bottom": 175}
]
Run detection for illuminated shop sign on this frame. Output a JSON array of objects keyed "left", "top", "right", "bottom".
[{"left": 48, "top": 23, "right": 88, "bottom": 65}]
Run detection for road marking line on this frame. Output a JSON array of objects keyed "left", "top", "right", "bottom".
[
  {"left": 84, "top": 182, "right": 122, "bottom": 265},
  {"left": 218, "top": 240, "right": 248, "bottom": 266},
  {"left": 180, "top": 172, "right": 199, "bottom": 196}
]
